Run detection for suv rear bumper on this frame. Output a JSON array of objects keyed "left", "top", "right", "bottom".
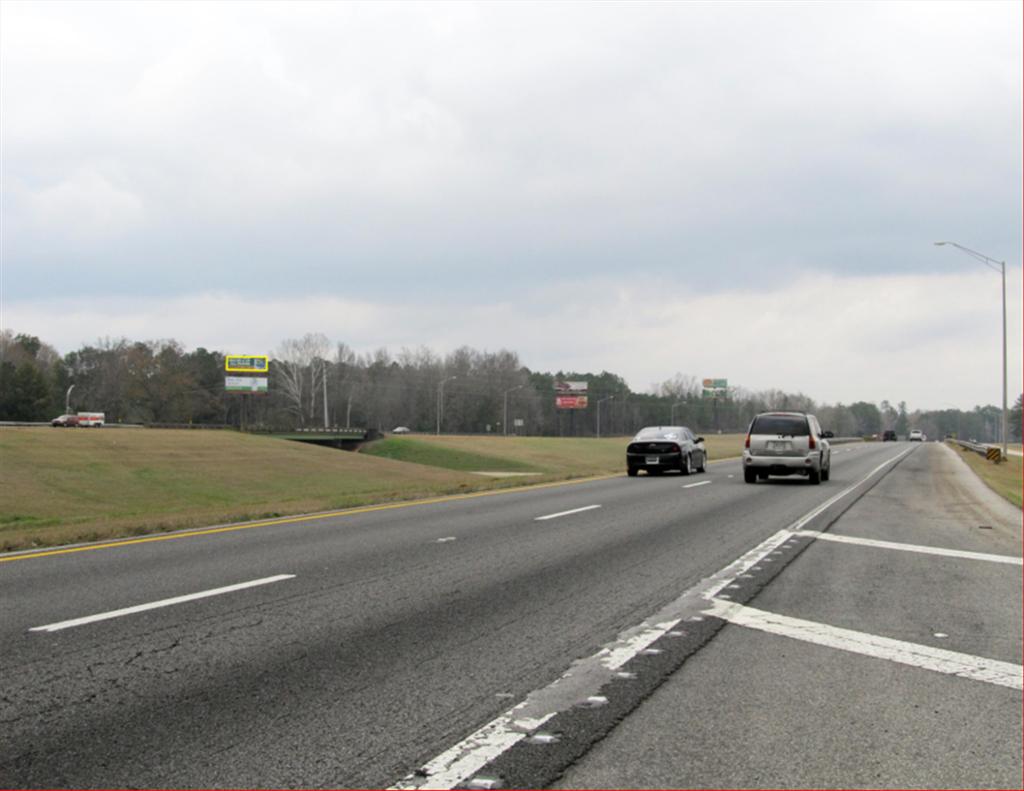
[{"left": 742, "top": 451, "right": 821, "bottom": 475}]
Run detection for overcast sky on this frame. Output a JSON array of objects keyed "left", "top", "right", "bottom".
[{"left": 1, "top": 0, "right": 1021, "bottom": 410}]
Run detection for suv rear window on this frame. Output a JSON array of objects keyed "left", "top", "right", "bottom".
[{"left": 750, "top": 415, "right": 809, "bottom": 436}]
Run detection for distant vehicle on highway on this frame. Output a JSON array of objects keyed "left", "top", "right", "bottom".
[
  {"left": 743, "top": 411, "right": 831, "bottom": 485},
  {"left": 391, "top": 426, "right": 411, "bottom": 434},
  {"left": 626, "top": 426, "right": 706, "bottom": 477},
  {"left": 51, "top": 412, "right": 105, "bottom": 427},
  {"left": 882, "top": 430, "right": 897, "bottom": 441},
  {"left": 909, "top": 429, "right": 924, "bottom": 442}
]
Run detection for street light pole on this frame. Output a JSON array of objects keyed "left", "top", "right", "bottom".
[
  {"left": 65, "top": 384, "right": 75, "bottom": 415},
  {"left": 503, "top": 385, "right": 524, "bottom": 437},
  {"left": 934, "top": 241, "right": 1008, "bottom": 459},
  {"left": 437, "top": 376, "right": 457, "bottom": 435},
  {"left": 596, "top": 395, "right": 614, "bottom": 439},
  {"left": 671, "top": 400, "right": 683, "bottom": 424}
]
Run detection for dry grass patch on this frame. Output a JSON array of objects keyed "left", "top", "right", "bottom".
[{"left": 949, "top": 442, "right": 1023, "bottom": 509}]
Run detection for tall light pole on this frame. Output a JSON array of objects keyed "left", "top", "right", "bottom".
[
  {"left": 596, "top": 395, "right": 614, "bottom": 439},
  {"left": 437, "top": 375, "right": 457, "bottom": 435},
  {"left": 65, "top": 384, "right": 75, "bottom": 415},
  {"left": 671, "top": 400, "right": 684, "bottom": 425},
  {"left": 503, "top": 384, "right": 524, "bottom": 437},
  {"left": 934, "top": 241, "right": 1008, "bottom": 459}
]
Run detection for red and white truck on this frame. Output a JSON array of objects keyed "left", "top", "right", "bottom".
[{"left": 51, "top": 412, "right": 105, "bottom": 427}]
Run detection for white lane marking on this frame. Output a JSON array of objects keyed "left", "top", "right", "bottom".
[
  {"left": 390, "top": 444, "right": 914, "bottom": 790},
  {"left": 392, "top": 707, "right": 554, "bottom": 790},
  {"left": 706, "top": 599, "right": 1023, "bottom": 691},
  {"left": 792, "top": 530, "right": 1023, "bottom": 565},
  {"left": 436, "top": 537, "right": 457, "bottom": 543},
  {"left": 682, "top": 480, "right": 711, "bottom": 489},
  {"left": 29, "top": 575, "right": 296, "bottom": 633},
  {"left": 534, "top": 504, "right": 601, "bottom": 521}
]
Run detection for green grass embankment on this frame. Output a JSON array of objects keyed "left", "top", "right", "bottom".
[{"left": 0, "top": 428, "right": 489, "bottom": 552}]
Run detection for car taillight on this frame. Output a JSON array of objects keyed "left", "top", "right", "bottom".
[
  {"left": 745, "top": 433, "right": 751, "bottom": 448},
  {"left": 670, "top": 444, "right": 680, "bottom": 453},
  {"left": 808, "top": 433, "right": 816, "bottom": 449}
]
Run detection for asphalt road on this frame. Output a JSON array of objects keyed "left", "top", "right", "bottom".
[{"left": 1, "top": 442, "right": 1019, "bottom": 788}]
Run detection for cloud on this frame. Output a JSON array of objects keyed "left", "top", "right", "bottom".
[
  {"left": 5, "top": 268, "right": 1020, "bottom": 411},
  {"left": 21, "top": 169, "right": 147, "bottom": 240},
  {"left": 1, "top": 1, "right": 1020, "bottom": 301}
]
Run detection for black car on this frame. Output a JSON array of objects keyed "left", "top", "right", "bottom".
[
  {"left": 882, "top": 430, "right": 897, "bottom": 441},
  {"left": 627, "top": 426, "right": 707, "bottom": 476}
]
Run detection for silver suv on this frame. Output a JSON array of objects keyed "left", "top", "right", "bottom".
[{"left": 742, "top": 411, "right": 831, "bottom": 485}]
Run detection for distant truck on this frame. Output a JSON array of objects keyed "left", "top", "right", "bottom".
[{"left": 51, "top": 412, "right": 105, "bottom": 427}]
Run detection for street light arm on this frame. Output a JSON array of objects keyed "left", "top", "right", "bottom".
[{"left": 934, "top": 241, "right": 1003, "bottom": 272}]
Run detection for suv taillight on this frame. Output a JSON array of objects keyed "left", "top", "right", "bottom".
[
  {"left": 745, "top": 433, "right": 751, "bottom": 449},
  {"left": 808, "top": 433, "right": 816, "bottom": 450}
]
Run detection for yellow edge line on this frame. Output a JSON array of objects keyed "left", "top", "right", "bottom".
[{"left": 0, "top": 472, "right": 625, "bottom": 564}]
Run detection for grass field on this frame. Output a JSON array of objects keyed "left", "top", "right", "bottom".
[
  {"left": 0, "top": 429, "right": 746, "bottom": 552},
  {"left": 948, "top": 442, "right": 1023, "bottom": 509}
]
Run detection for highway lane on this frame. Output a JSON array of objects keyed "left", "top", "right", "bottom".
[{"left": 1, "top": 442, "right": 908, "bottom": 788}]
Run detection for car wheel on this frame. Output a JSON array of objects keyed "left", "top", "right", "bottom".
[
  {"left": 680, "top": 454, "right": 691, "bottom": 476},
  {"left": 744, "top": 469, "right": 757, "bottom": 484},
  {"left": 696, "top": 451, "right": 707, "bottom": 473},
  {"left": 627, "top": 467, "right": 638, "bottom": 477},
  {"left": 821, "top": 461, "right": 830, "bottom": 482},
  {"left": 809, "top": 467, "right": 821, "bottom": 485}
]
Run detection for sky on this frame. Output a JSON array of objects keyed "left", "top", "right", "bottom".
[{"left": 1, "top": 0, "right": 1021, "bottom": 410}]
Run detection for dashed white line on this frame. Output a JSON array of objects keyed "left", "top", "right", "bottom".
[
  {"left": 792, "top": 530, "right": 1023, "bottom": 565},
  {"left": 682, "top": 480, "right": 711, "bottom": 489},
  {"left": 29, "top": 575, "right": 296, "bottom": 633},
  {"left": 535, "top": 504, "right": 602, "bottom": 521},
  {"left": 706, "top": 598, "right": 1023, "bottom": 691}
]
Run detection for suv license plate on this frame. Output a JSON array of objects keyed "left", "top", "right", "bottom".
[{"left": 646, "top": 456, "right": 659, "bottom": 464}]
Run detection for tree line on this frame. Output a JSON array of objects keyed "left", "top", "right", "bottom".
[{"left": 2, "top": 329, "right": 1021, "bottom": 441}]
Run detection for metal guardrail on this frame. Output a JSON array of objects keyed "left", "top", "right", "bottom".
[{"left": 949, "top": 438, "right": 1003, "bottom": 462}]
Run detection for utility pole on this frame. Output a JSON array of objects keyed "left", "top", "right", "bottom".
[
  {"left": 437, "top": 376, "right": 456, "bottom": 435},
  {"left": 504, "top": 385, "right": 524, "bottom": 437},
  {"left": 597, "top": 395, "right": 614, "bottom": 439}
]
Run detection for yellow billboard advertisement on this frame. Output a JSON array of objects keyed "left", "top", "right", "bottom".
[{"left": 225, "top": 355, "right": 269, "bottom": 373}]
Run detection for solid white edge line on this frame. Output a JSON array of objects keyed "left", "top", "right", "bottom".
[
  {"left": 29, "top": 574, "right": 296, "bottom": 633},
  {"left": 535, "top": 504, "right": 602, "bottom": 521},
  {"left": 389, "top": 443, "right": 915, "bottom": 790},
  {"left": 682, "top": 480, "right": 712, "bottom": 489},
  {"left": 706, "top": 598, "right": 1023, "bottom": 691},
  {"left": 792, "top": 530, "right": 1023, "bottom": 565}
]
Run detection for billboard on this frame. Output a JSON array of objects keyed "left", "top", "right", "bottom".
[
  {"left": 702, "top": 377, "right": 728, "bottom": 398},
  {"left": 225, "top": 355, "right": 269, "bottom": 373},
  {"left": 225, "top": 376, "right": 268, "bottom": 393},
  {"left": 554, "top": 381, "right": 588, "bottom": 393},
  {"left": 556, "top": 395, "right": 589, "bottom": 410}
]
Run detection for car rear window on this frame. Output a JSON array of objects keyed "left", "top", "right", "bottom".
[
  {"left": 750, "top": 415, "right": 809, "bottom": 436},
  {"left": 635, "top": 427, "right": 687, "bottom": 441}
]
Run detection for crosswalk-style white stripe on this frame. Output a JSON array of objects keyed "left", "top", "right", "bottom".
[{"left": 706, "top": 598, "right": 1023, "bottom": 691}]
